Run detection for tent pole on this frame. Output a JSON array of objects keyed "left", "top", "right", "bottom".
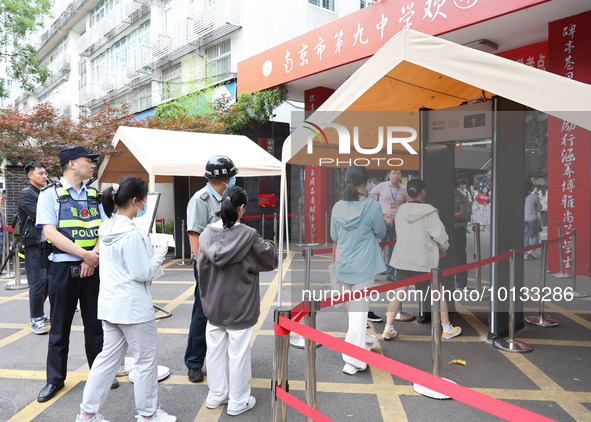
[
  {"left": 277, "top": 165, "right": 286, "bottom": 307},
  {"left": 284, "top": 175, "right": 290, "bottom": 258},
  {"left": 149, "top": 174, "right": 156, "bottom": 234}
]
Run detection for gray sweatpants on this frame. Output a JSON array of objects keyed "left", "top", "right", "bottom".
[{"left": 80, "top": 319, "right": 159, "bottom": 417}]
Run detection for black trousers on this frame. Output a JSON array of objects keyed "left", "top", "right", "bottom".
[{"left": 46, "top": 261, "right": 103, "bottom": 384}]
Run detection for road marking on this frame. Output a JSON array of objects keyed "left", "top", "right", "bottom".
[{"left": 502, "top": 352, "right": 591, "bottom": 420}]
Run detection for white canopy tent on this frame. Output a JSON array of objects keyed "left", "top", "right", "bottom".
[
  {"left": 277, "top": 29, "right": 591, "bottom": 306},
  {"left": 98, "top": 126, "right": 283, "bottom": 188}
]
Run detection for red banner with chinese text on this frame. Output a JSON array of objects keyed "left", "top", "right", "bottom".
[
  {"left": 237, "top": 0, "right": 549, "bottom": 94},
  {"left": 547, "top": 11, "right": 591, "bottom": 275}
]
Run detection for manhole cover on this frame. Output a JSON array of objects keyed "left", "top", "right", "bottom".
[{"left": 0, "top": 396, "right": 17, "bottom": 422}]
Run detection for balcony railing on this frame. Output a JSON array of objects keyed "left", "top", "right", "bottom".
[
  {"left": 78, "top": 0, "right": 150, "bottom": 56},
  {"left": 36, "top": 0, "right": 88, "bottom": 50}
]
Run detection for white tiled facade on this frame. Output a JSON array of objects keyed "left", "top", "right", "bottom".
[{"left": 8, "top": 0, "right": 373, "bottom": 118}]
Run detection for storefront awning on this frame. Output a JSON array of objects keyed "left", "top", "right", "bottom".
[{"left": 283, "top": 29, "right": 591, "bottom": 167}]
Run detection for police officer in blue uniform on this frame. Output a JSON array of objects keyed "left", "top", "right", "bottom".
[
  {"left": 185, "top": 155, "right": 238, "bottom": 383},
  {"left": 36, "top": 146, "right": 111, "bottom": 403}
]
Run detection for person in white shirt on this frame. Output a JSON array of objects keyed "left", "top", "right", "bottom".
[{"left": 76, "top": 176, "right": 175, "bottom": 422}]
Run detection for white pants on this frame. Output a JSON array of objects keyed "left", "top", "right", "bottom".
[
  {"left": 341, "top": 278, "right": 375, "bottom": 370},
  {"left": 205, "top": 322, "right": 254, "bottom": 413},
  {"left": 80, "top": 319, "right": 159, "bottom": 417}
]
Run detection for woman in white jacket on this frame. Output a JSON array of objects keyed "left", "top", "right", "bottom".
[
  {"left": 76, "top": 176, "right": 175, "bottom": 422},
  {"left": 382, "top": 179, "right": 462, "bottom": 341}
]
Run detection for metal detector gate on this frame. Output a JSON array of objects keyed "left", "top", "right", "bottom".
[{"left": 420, "top": 97, "right": 526, "bottom": 340}]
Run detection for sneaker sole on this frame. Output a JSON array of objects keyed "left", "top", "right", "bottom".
[
  {"left": 206, "top": 399, "right": 229, "bottom": 409},
  {"left": 382, "top": 332, "right": 397, "bottom": 340},
  {"left": 442, "top": 331, "right": 462, "bottom": 340},
  {"left": 31, "top": 328, "right": 49, "bottom": 335},
  {"left": 227, "top": 398, "right": 256, "bottom": 416}
]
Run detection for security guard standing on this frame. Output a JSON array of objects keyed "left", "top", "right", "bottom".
[
  {"left": 185, "top": 155, "right": 238, "bottom": 383},
  {"left": 36, "top": 146, "right": 111, "bottom": 403}
]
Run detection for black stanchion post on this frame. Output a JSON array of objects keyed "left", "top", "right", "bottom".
[
  {"left": 493, "top": 250, "right": 532, "bottom": 353},
  {"left": 273, "top": 306, "right": 291, "bottom": 422},
  {"left": 525, "top": 240, "right": 558, "bottom": 327},
  {"left": 176, "top": 220, "right": 191, "bottom": 266},
  {"left": 262, "top": 214, "right": 266, "bottom": 239},
  {"left": 274, "top": 213, "right": 278, "bottom": 246},
  {"left": 570, "top": 229, "right": 588, "bottom": 298},
  {"left": 304, "top": 297, "right": 318, "bottom": 419}
]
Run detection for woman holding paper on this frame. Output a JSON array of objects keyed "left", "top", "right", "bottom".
[{"left": 76, "top": 176, "right": 175, "bottom": 422}]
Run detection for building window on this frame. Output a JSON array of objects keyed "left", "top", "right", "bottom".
[
  {"left": 163, "top": 0, "right": 176, "bottom": 31},
  {"left": 91, "top": 21, "right": 150, "bottom": 83},
  {"left": 133, "top": 84, "right": 152, "bottom": 111},
  {"left": 360, "top": 0, "right": 375, "bottom": 8},
  {"left": 90, "top": 0, "right": 121, "bottom": 27},
  {"left": 162, "top": 64, "right": 182, "bottom": 100},
  {"left": 308, "top": 0, "right": 335, "bottom": 12},
  {"left": 205, "top": 39, "right": 231, "bottom": 83}
]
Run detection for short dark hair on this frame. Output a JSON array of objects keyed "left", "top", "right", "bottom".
[
  {"left": 344, "top": 165, "right": 369, "bottom": 201},
  {"left": 25, "top": 161, "right": 45, "bottom": 175}
]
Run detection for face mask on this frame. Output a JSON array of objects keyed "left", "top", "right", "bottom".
[
  {"left": 135, "top": 199, "right": 147, "bottom": 218},
  {"left": 226, "top": 176, "right": 236, "bottom": 187}
]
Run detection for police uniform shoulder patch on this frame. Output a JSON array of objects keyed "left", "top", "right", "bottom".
[{"left": 200, "top": 192, "right": 210, "bottom": 201}]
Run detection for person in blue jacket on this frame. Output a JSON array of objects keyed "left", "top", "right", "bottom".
[{"left": 331, "top": 165, "right": 386, "bottom": 375}]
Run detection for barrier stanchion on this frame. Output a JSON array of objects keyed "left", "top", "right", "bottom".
[
  {"left": 570, "top": 229, "right": 588, "bottom": 298},
  {"left": 1, "top": 229, "right": 7, "bottom": 275},
  {"left": 493, "top": 250, "right": 532, "bottom": 353},
  {"left": 274, "top": 213, "right": 278, "bottom": 246},
  {"left": 473, "top": 223, "right": 487, "bottom": 298},
  {"left": 552, "top": 222, "right": 569, "bottom": 278},
  {"left": 291, "top": 248, "right": 320, "bottom": 349},
  {"left": 299, "top": 214, "right": 303, "bottom": 245},
  {"left": 304, "top": 298, "right": 318, "bottom": 419},
  {"left": 414, "top": 268, "right": 452, "bottom": 400},
  {"left": 323, "top": 211, "right": 328, "bottom": 246},
  {"left": 262, "top": 214, "right": 266, "bottom": 239},
  {"left": 273, "top": 306, "right": 291, "bottom": 422},
  {"left": 5, "top": 251, "right": 28, "bottom": 291},
  {"left": 176, "top": 220, "right": 191, "bottom": 266},
  {"left": 524, "top": 240, "right": 558, "bottom": 327}
]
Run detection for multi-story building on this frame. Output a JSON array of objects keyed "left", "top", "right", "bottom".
[{"left": 10, "top": 0, "right": 375, "bottom": 118}]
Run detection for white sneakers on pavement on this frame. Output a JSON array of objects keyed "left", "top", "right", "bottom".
[
  {"left": 382, "top": 325, "right": 398, "bottom": 340},
  {"left": 136, "top": 408, "right": 177, "bottom": 422},
  {"left": 227, "top": 396, "right": 256, "bottom": 416},
  {"left": 75, "top": 414, "right": 109, "bottom": 422}
]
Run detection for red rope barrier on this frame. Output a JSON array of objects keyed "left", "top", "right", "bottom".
[
  {"left": 275, "top": 386, "right": 335, "bottom": 422},
  {"left": 290, "top": 232, "right": 573, "bottom": 315},
  {"left": 278, "top": 316, "right": 556, "bottom": 422}
]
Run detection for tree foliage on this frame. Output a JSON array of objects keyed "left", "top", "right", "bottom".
[{"left": 0, "top": 0, "right": 52, "bottom": 98}]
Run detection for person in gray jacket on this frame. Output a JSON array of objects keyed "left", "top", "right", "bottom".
[{"left": 198, "top": 186, "right": 278, "bottom": 416}]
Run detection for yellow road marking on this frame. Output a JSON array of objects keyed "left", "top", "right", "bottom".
[
  {"left": 0, "top": 328, "right": 31, "bottom": 349},
  {"left": 502, "top": 350, "right": 591, "bottom": 420}
]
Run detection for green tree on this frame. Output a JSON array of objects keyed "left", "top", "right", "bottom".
[{"left": 0, "top": 0, "right": 52, "bottom": 98}]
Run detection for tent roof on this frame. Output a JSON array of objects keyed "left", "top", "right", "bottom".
[
  {"left": 98, "top": 126, "right": 282, "bottom": 183},
  {"left": 283, "top": 29, "right": 591, "bottom": 165}
]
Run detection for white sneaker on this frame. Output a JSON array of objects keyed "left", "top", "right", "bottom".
[
  {"left": 136, "top": 408, "right": 177, "bottom": 422},
  {"left": 75, "top": 414, "right": 109, "bottom": 422},
  {"left": 442, "top": 325, "right": 462, "bottom": 340},
  {"left": 365, "top": 334, "right": 378, "bottom": 350},
  {"left": 227, "top": 396, "right": 256, "bottom": 416},
  {"left": 206, "top": 396, "right": 229, "bottom": 409},
  {"left": 342, "top": 363, "right": 359, "bottom": 375},
  {"left": 382, "top": 325, "right": 398, "bottom": 340}
]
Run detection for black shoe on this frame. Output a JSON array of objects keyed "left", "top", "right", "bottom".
[
  {"left": 188, "top": 367, "right": 204, "bottom": 383},
  {"left": 367, "top": 311, "right": 383, "bottom": 323},
  {"left": 111, "top": 378, "right": 119, "bottom": 389},
  {"left": 37, "top": 381, "right": 64, "bottom": 403},
  {"left": 417, "top": 315, "right": 431, "bottom": 324}
]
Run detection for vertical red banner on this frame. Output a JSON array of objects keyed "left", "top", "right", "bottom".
[
  {"left": 303, "top": 86, "right": 334, "bottom": 245},
  {"left": 547, "top": 12, "right": 591, "bottom": 275}
]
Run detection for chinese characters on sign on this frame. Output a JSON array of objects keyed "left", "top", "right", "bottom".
[{"left": 547, "top": 11, "right": 591, "bottom": 276}]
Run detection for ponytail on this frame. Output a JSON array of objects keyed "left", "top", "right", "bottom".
[
  {"left": 101, "top": 176, "right": 148, "bottom": 218},
  {"left": 221, "top": 186, "right": 248, "bottom": 229}
]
